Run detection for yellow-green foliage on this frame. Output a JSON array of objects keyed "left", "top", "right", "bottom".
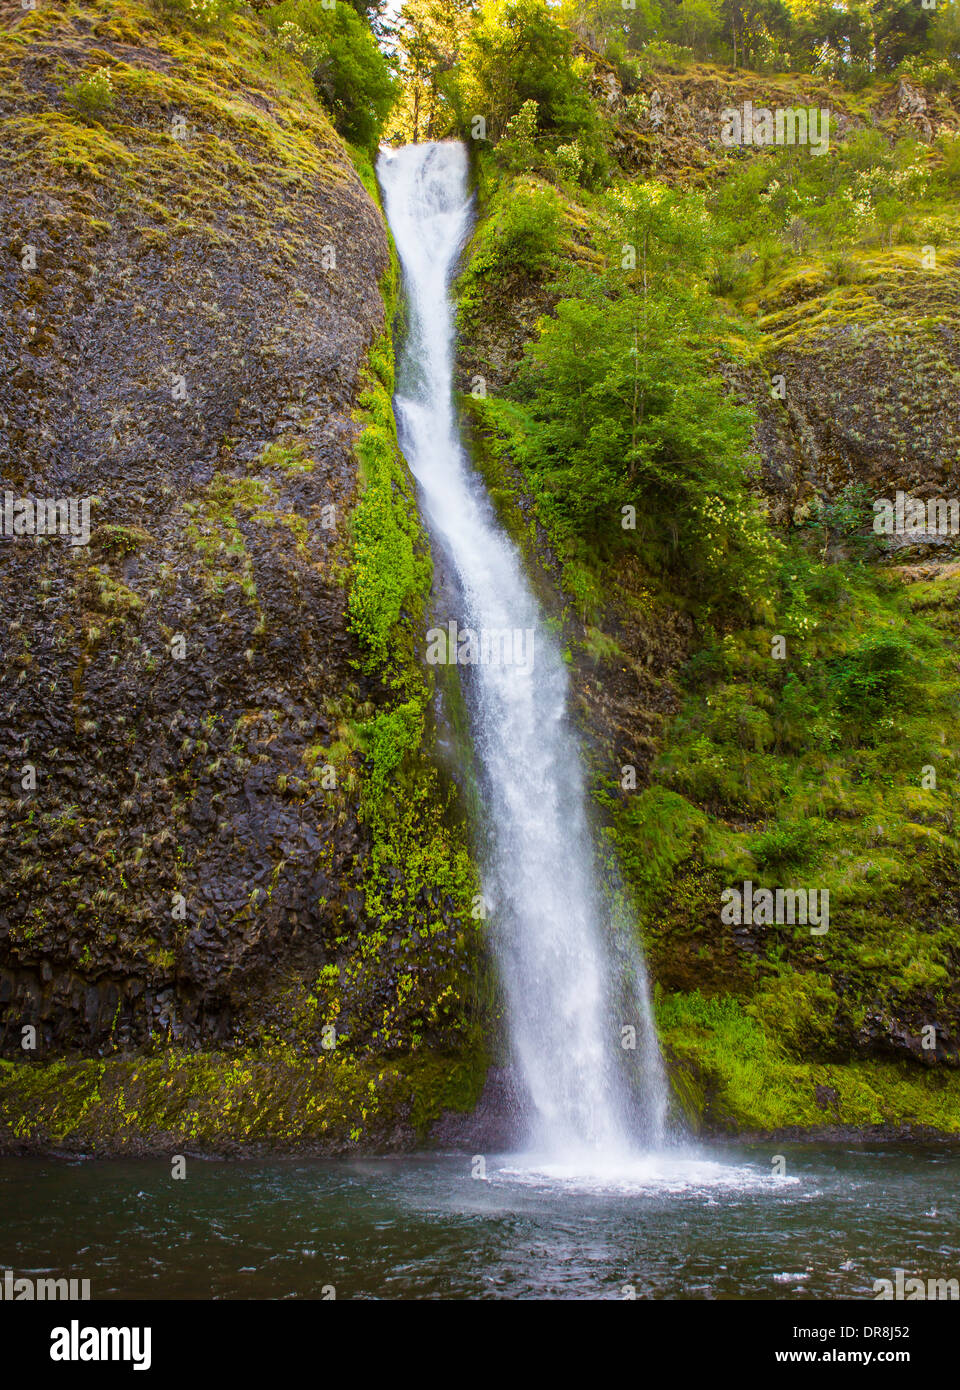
[
  {"left": 602, "top": 786, "right": 708, "bottom": 917},
  {"left": 256, "top": 436, "right": 317, "bottom": 476},
  {"left": 0, "top": 1046, "right": 487, "bottom": 1152},
  {"left": 348, "top": 319, "right": 431, "bottom": 678},
  {"left": 659, "top": 990, "right": 960, "bottom": 1133},
  {"left": 1, "top": 0, "right": 356, "bottom": 252},
  {"left": 459, "top": 396, "right": 537, "bottom": 557}
]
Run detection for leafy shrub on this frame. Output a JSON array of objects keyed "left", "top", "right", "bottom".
[
  {"left": 276, "top": 19, "right": 319, "bottom": 62},
  {"left": 555, "top": 140, "right": 583, "bottom": 183},
  {"left": 799, "top": 483, "right": 877, "bottom": 561},
  {"left": 829, "top": 633, "right": 918, "bottom": 721},
  {"left": 490, "top": 186, "right": 562, "bottom": 271},
  {"left": 511, "top": 288, "right": 773, "bottom": 607},
  {"left": 457, "top": 184, "right": 562, "bottom": 330},
  {"left": 750, "top": 819, "right": 827, "bottom": 871},
  {"left": 461, "top": 0, "right": 597, "bottom": 143},
  {"left": 703, "top": 686, "right": 774, "bottom": 753},
  {"left": 898, "top": 52, "right": 958, "bottom": 96},
  {"left": 711, "top": 124, "right": 943, "bottom": 262},
  {"left": 62, "top": 66, "right": 114, "bottom": 115},
  {"left": 499, "top": 99, "right": 539, "bottom": 172}
]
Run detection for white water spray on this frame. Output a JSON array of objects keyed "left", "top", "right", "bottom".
[{"left": 378, "top": 142, "right": 668, "bottom": 1160}]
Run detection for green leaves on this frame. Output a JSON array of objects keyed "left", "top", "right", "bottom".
[
  {"left": 828, "top": 632, "right": 920, "bottom": 721},
  {"left": 456, "top": 182, "right": 562, "bottom": 333},
  {"left": 462, "top": 0, "right": 589, "bottom": 139},
  {"left": 512, "top": 277, "right": 772, "bottom": 608},
  {"left": 266, "top": 0, "right": 399, "bottom": 147}
]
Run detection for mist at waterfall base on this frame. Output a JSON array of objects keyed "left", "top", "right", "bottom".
[{"left": 377, "top": 140, "right": 677, "bottom": 1177}]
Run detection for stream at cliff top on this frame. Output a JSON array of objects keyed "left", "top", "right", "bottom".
[{"left": 1, "top": 1147, "right": 958, "bottom": 1299}]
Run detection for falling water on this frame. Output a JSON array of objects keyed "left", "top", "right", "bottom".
[{"left": 377, "top": 141, "right": 668, "bottom": 1160}]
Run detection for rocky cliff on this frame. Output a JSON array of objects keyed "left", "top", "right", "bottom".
[
  {"left": 453, "top": 60, "right": 960, "bottom": 1137},
  {"left": 0, "top": 0, "right": 486, "bottom": 1154}
]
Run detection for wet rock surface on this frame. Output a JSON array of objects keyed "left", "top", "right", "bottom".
[
  {"left": 430, "top": 1064, "right": 530, "bottom": 1151},
  {"left": 0, "top": 1, "right": 402, "bottom": 1060}
]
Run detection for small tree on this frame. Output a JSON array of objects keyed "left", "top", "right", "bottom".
[
  {"left": 62, "top": 67, "right": 115, "bottom": 116},
  {"left": 802, "top": 483, "right": 876, "bottom": 562},
  {"left": 268, "top": 0, "right": 399, "bottom": 148},
  {"left": 500, "top": 99, "right": 539, "bottom": 170}
]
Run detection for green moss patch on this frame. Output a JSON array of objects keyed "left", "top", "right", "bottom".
[
  {"left": 0, "top": 1047, "right": 487, "bottom": 1155},
  {"left": 660, "top": 990, "right": 960, "bottom": 1135}
]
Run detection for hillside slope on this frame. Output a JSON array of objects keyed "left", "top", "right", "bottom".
[{"left": 454, "top": 55, "right": 960, "bottom": 1137}]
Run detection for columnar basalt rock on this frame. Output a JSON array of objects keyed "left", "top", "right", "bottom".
[{"left": 0, "top": 2, "right": 481, "bottom": 1111}]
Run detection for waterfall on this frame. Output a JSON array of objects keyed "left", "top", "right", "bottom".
[{"left": 377, "top": 141, "right": 668, "bottom": 1160}]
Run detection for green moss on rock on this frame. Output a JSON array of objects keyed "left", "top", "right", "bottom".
[{"left": 0, "top": 1046, "right": 487, "bottom": 1155}]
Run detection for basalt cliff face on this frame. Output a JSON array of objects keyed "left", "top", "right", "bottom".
[{"left": 0, "top": 1, "right": 485, "bottom": 1154}]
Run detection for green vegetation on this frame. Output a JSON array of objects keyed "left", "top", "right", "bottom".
[
  {"left": 497, "top": 188, "right": 776, "bottom": 610},
  {"left": 265, "top": 0, "right": 399, "bottom": 148},
  {"left": 344, "top": 190, "right": 488, "bottom": 1066},
  {"left": 348, "top": 281, "right": 431, "bottom": 679},
  {"left": 659, "top": 991, "right": 960, "bottom": 1133},
  {"left": 462, "top": 0, "right": 602, "bottom": 151},
  {"left": 442, "top": 0, "right": 960, "bottom": 1132},
  {"left": 712, "top": 127, "right": 960, "bottom": 320},
  {"left": 62, "top": 65, "right": 116, "bottom": 114},
  {"left": 392, "top": 0, "right": 960, "bottom": 147},
  {"left": 456, "top": 180, "right": 564, "bottom": 333},
  {"left": 0, "top": 1047, "right": 488, "bottom": 1152},
  {"left": 458, "top": 179, "right": 777, "bottom": 617},
  {"left": 4, "top": 0, "right": 960, "bottom": 1149}
]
